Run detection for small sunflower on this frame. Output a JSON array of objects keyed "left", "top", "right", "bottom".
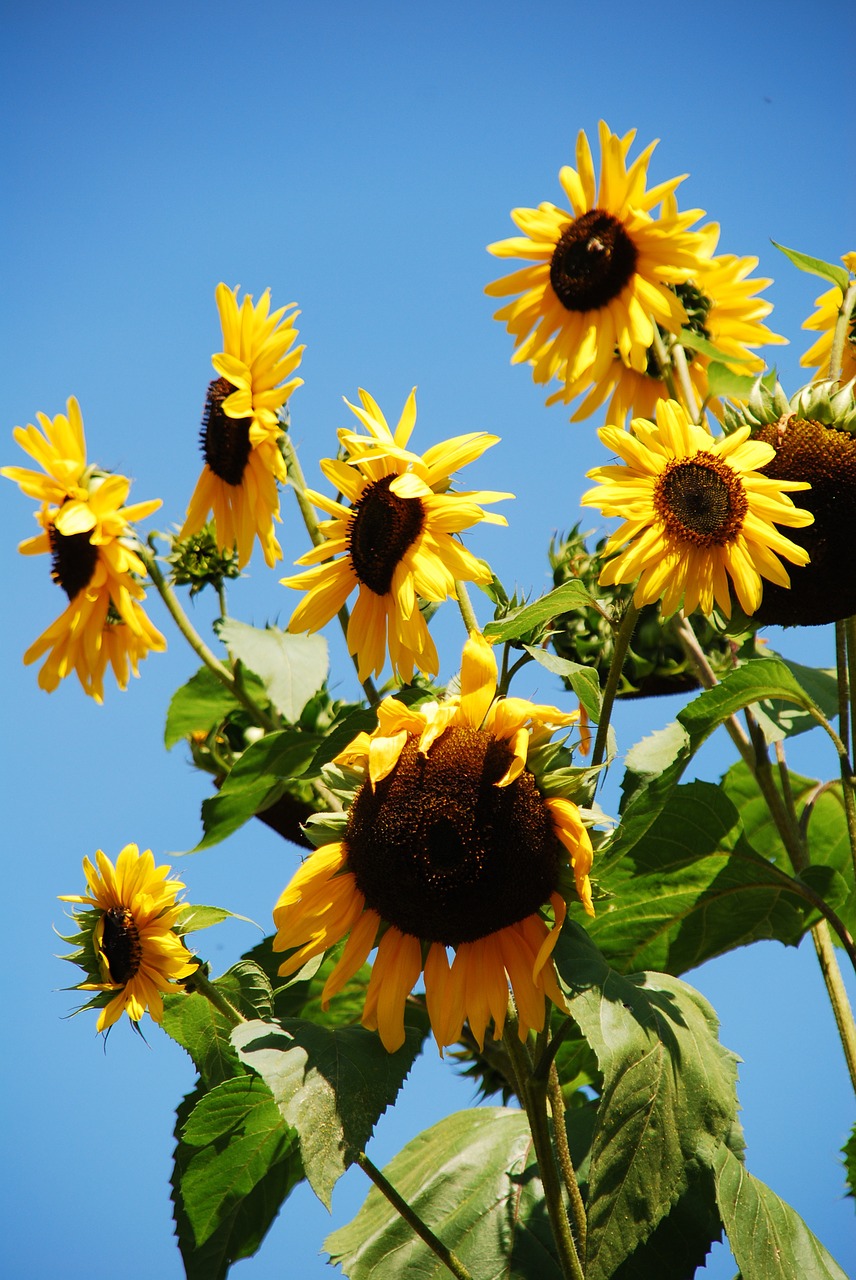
[
  {"left": 581, "top": 399, "right": 814, "bottom": 618},
  {"left": 272, "top": 632, "right": 593, "bottom": 1054},
  {"left": 800, "top": 252, "right": 856, "bottom": 385},
  {"left": 282, "top": 388, "right": 511, "bottom": 682},
  {"left": 181, "top": 283, "right": 305, "bottom": 568},
  {"left": 59, "top": 843, "right": 197, "bottom": 1032},
  {"left": 2, "top": 397, "right": 165, "bottom": 700},
  {"left": 549, "top": 216, "right": 785, "bottom": 423},
  {"left": 486, "top": 121, "right": 708, "bottom": 391}
]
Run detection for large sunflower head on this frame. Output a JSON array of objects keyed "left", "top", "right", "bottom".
[
  {"left": 272, "top": 631, "right": 593, "bottom": 1054},
  {"left": 281, "top": 388, "right": 511, "bottom": 683},
  {"left": 581, "top": 398, "right": 814, "bottom": 618},
  {"left": 2, "top": 397, "right": 166, "bottom": 700},
  {"left": 549, "top": 215, "right": 785, "bottom": 424},
  {"left": 486, "top": 121, "right": 708, "bottom": 393},
  {"left": 59, "top": 843, "right": 198, "bottom": 1032},
  {"left": 800, "top": 252, "right": 856, "bottom": 385},
  {"left": 181, "top": 283, "right": 305, "bottom": 568}
]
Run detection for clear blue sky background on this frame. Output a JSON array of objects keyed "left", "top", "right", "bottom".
[{"left": 2, "top": 2, "right": 854, "bottom": 1277}]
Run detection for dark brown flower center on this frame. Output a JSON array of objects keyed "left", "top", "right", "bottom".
[
  {"left": 654, "top": 454, "right": 747, "bottom": 546},
  {"left": 101, "top": 906, "right": 143, "bottom": 984},
  {"left": 344, "top": 725, "right": 561, "bottom": 945},
  {"left": 49, "top": 523, "right": 99, "bottom": 599},
  {"left": 550, "top": 209, "right": 638, "bottom": 313},
  {"left": 201, "top": 376, "right": 252, "bottom": 486},
  {"left": 347, "top": 474, "right": 426, "bottom": 596}
]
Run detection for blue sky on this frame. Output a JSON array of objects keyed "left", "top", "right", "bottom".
[{"left": 2, "top": 2, "right": 854, "bottom": 1277}]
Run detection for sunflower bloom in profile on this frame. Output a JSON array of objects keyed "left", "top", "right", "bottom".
[
  {"left": 549, "top": 212, "right": 785, "bottom": 424},
  {"left": 272, "top": 631, "right": 593, "bottom": 1054},
  {"left": 800, "top": 252, "right": 856, "bottom": 385},
  {"left": 486, "top": 121, "right": 708, "bottom": 392},
  {"left": 1, "top": 397, "right": 165, "bottom": 700},
  {"left": 282, "top": 388, "right": 511, "bottom": 682},
  {"left": 181, "top": 283, "right": 305, "bottom": 568},
  {"left": 59, "top": 843, "right": 197, "bottom": 1032},
  {"left": 581, "top": 399, "right": 814, "bottom": 618}
]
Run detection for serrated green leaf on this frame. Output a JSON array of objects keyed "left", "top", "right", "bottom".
[
  {"left": 165, "top": 666, "right": 247, "bottom": 748},
  {"left": 592, "top": 781, "right": 818, "bottom": 974},
  {"left": 176, "top": 1077, "right": 301, "bottom": 1254},
  {"left": 217, "top": 619, "right": 329, "bottom": 721},
  {"left": 233, "top": 1014, "right": 426, "bottom": 1207},
  {"left": 325, "top": 1107, "right": 563, "bottom": 1280},
  {"left": 609, "top": 1162, "right": 723, "bottom": 1280},
  {"left": 193, "top": 730, "right": 318, "bottom": 852},
  {"left": 619, "top": 721, "right": 692, "bottom": 818},
  {"left": 771, "top": 241, "right": 849, "bottom": 292},
  {"left": 553, "top": 923, "right": 739, "bottom": 1280},
  {"left": 678, "top": 657, "right": 821, "bottom": 749},
  {"left": 163, "top": 964, "right": 276, "bottom": 1085},
  {"left": 714, "top": 1141, "right": 848, "bottom": 1279},
  {"left": 483, "top": 581, "right": 596, "bottom": 643},
  {"left": 523, "top": 644, "right": 603, "bottom": 721}
]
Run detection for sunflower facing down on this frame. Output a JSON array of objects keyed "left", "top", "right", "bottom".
[
  {"left": 486, "top": 121, "right": 708, "bottom": 392},
  {"left": 2, "top": 397, "right": 166, "bottom": 700},
  {"left": 59, "top": 843, "right": 197, "bottom": 1032},
  {"left": 181, "top": 283, "right": 305, "bottom": 568},
  {"left": 272, "top": 631, "right": 594, "bottom": 1054},
  {"left": 581, "top": 399, "right": 814, "bottom": 618},
  {"left": 800, "top": 252, "right": 856, "bottom": 385},
  {"left": 282, "top": 388, "right": 511, "bottom": 682}
]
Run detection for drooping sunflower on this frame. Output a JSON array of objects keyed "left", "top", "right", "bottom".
[
  {"left": 181, "top": 283, "right": 305, "bottom": 568},
  {"left": 581, "top": 398, "right": 814, "bottom": 618},
  {"left": 549, "top": 216, "right": 785, "bottom": 424},
  {"left": 2, "top": 397, "right": 166, "bottom": 701},
  {"left": 800, "top": 252, "right": 856, "bottom": 385},
  {"left": 282, "top": 388, "right": 511, "bottom": 682},
  {"left": 486, "top": 121, "right": 708, "bottom": 392},
  {"left": 272, "top": 631, "right": 593, "bottom": 1054},
  {"left": 59, "top": 843, "right": 197, "bottom": 1032}
]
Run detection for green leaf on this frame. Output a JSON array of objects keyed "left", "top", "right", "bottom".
[
  {"left": 241, "top": 934, "right": 374, "bottom": 1027},
  {"left": 553, "top": 924, "right": 739, "bottom": 1280},
  {"left": 843, "top": 1124, "right": 856, "bottom": 1200},
  {"left": 173, "top": 1077, "right": 302, "bottom": 1273},
  {"left": 713, "top": 1141, "right": 849, "bottom": 1279},
  {"left": 592, "top": 782, "right": 817, "bottom": 974},
  {"left": 609, "top": 1163, "right": 723, "bottom": 1280},
  {"left": 163, "top": 964, "right": 275, "bottom": 1085},
  {"left": 165, "top": 666, "right": 247, "bottom": 749},
  {"left": 483, "top": 581, "right": 596, "bottom": 643},
  {"left": 678, "top": 657, "right": 821, "bottom": 748},
  {"left": 771, "top": 241, "right": 849, "bottom": 292},
  {"left": 233, "top": 1014, "right": 426, "bottom": 1208},
  {"left": 677, "top": 329, "right": 745, "bottom": 364},
  {"left": 193, "top": 729, "right": 318, "bottom": 852},
  {"left": 217, "top": 619, "right": 329, "bottom": 721},
  {"left": 176, "top": 904, "right": 258, "bottom": 934},
  {"left": 325, "top": 1107, "right": 563, "bottom": 1279},
  {"left": 523, "top": 645, "right": 603, "bottom": 721},
  {"left": 706, "top": 361, "right": 759, "bottom": 401}
]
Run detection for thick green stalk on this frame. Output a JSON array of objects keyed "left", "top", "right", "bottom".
[
  {"left": 547, "top": 1062, "right": 587, "bottom": 1262},
  {"left": 828, "top": 279, "right": 856, "bottom": 382},
  {"left": 183, "top": 966, "right": 247, "bottom": 1026},
  {"left": 355, "top": 1151, "right": 474, "bottom": 1280},
  {"left": 591, "top": 600, "right": 639, "bottom": 769},
  {"left": 454, "top": 578, "right": 480, "bottom": 637}
]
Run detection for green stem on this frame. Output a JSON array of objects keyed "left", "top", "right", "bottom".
[
  {"left": 503, "top": 1009, "right": 584, "bottom": 1280},
  {"left": 547, "top": 1062, "right": 587, "bottom": 1262},
  {"left": 280, "top": 430, "right": 379, "bottom": 706},
  {"left": 355, "top": 1151, "right": 474, "bottom": 1280},
  {"left": 845, "top": 618, "right": 856, "bottom": 764},
  {"left": 454, "top": 579, "right": 480, "bottom": 636},
  {"left": 182, "top": 966, "right": 247, "bottom": 1026},
  {"left": 591, "top": 600, "right": 639, "bottom": 769},
  {"left": 648, "top": 326, "right": 680, "bottom": 403},
  {"left": 670, "top": 341, "right": 703, "bottom": 424},
  {"left": 141, "top": 541, "right": 278, "bottom": 733},
  {"left": 811, "top": 926, "right": 856, "bottom": 1094},
  {"left": 828, "top": 279, "right": 856, "bottom": 382}
]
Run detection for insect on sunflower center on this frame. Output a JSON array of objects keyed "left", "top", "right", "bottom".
[
  {"left": 201, "top": 376, "right": 253, "bottom": 486},
  {"left": 101, "top": 906, "right": 144, "bottom": 984},
  {"left": 344, "top": 726, "right": 561, "bottom": 946},
  {"left": 550, "top": 209, "right": 639, "bottom": 313},
  {"left": 655, "top": 453, "right": 748, "bottom": 547},
  {"left": 48, "top": 521, "right": 99, "bottom": 599},
  {"left": 347, "top": 474, "right": 426, "bottom": 596}
]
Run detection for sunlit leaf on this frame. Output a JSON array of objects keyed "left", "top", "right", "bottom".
[
  {"left": 217, "top": 619, "right": 329, "bottom": 721},
  {"left": 483, "top": 581, "right": 596, "bottom": 643},
  {"left": 771, "top": 241, "right": 849, "bottom": 291},
  {"left": 523, "top": 644, "right": 603, "bottom": 721}
]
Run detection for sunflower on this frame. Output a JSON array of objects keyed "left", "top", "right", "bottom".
[
  {"left": 486, "top": 121, "right": 708, "bottom": 392},
  {"left": 181, "top": 283, "right": 305, "bottom": 568},
  {"left": 2, "top": 397, "right": 166, "bottom": 700},
  {"left": 59, "top": 843, "right": 197, "bottom": 1032},
  {"left": 282, "top": 388, "right": 511, "bottom": 682},
  {"left": 581, "top": 399, "right": 814, "bottom": 618},
  {"left": 272, "top": 631, "right": 593, "bottom": 1054},
  {"left": 548, "top": 215, "right": 785, "bottom": 424},
  {"left": 800, "top": 252, "right": 856, "bottom": 385}
]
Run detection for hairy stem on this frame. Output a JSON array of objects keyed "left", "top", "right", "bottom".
[
  {"left": 182, "top": 966, "right": 247, "bottom": 1026},
  {"left": 547, "top": 1062, "right": 587, "bottom": 1261},
  {"left": 591, "top": 600, "right": 639, "bottom": 769},
  {"left": 828, "top": 279, "right": 856, "bottom": 382},
  {"left": 454, "top": 578, "right": 480, "bottom": 636}
]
